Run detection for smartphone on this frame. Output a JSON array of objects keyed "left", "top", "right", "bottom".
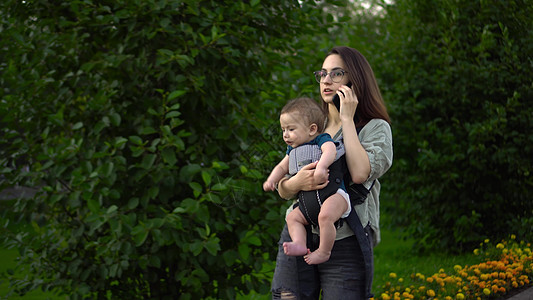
[{"left": 333, "top": 82, "right": 352, "bottom": 112}]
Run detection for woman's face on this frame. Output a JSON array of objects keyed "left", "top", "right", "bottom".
[{"left": 319, "top": 54, "right": 350, "bottom": 104}]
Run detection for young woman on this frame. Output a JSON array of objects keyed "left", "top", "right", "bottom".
[{"left": 271, "top": 46, "right": 393, "bottom": 299}]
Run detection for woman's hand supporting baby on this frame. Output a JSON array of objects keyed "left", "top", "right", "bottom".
[{"left": 278, "top": 161, "right": 329, "bottom": 199}]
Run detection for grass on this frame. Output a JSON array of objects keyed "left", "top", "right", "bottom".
[
  {"left": 373, "top": 225, "right": 478, "bottom": 292},
  {"left": 0, "top": 198, "right": 63, "bottom": 300},
  {"left": 0, "top": 248, "right": 63, "bottom": 300}
]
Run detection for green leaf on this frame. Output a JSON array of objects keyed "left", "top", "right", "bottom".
[
  {"left": 201, "top": 171, "right": 211, "bottom": 186},
  {"left": 114, "top": 137, "right": 128, "bottom": 148},
  {"left": 133, "top": 226, "right": 149, "bottom": 247},
  {"left": 127, "top": 197, "right": 139, "bottom": 209},
  {"left": 140, "top": 126, "right": 157, "bottom": 135},
  {"left": 165, "top": 111, "right": 181, "bottom": 119},
  {"left": 168, "top": 90, "right": 186, "bottom": 100},
  {"left": 179, "top": 164, "right": 201, "bottom": 182},
  {"left": 148, "top": 186, "right": 159, "bottom": 199},
  {"left": 88, "top": 199, "right": 100, "bottom": 213},
  {"left": 222, "top": 250, "right": 238, "bottom": 266},
  {"left": 161, "top": 147, "right": 177, "bottom": 166},
  {"left": 72, "top": 122, "right": 83, "bottom": 130},
  {"left": 189, "top": 241, "right": 203, "bottom": 256},
  {"left": 101, "top": 162, "right": 114, "bottom": 177},
  {"left": 129, "top": 135, "right": 143, "bottom": 145},
  {"left": 238, "top": 244, "right": 250, "bottom": 261},
  {"left": 189, "top": 182, "right": 202, "bottom": 198},
  {"left": 110, "top": 112, "right": 121, "bottom": 126},
  {"left": 211, "top": 183, "right": 226, "bottom": 191},
  {"left": 247, "top": 235, "right": 261, "bottom": 246},
  {"left": 106, "top": 205, "right": 118, "bottom": 214},
  {"left": 140, "top": 154, "right": 157, "bottom": 169},
  {"left": 204, "top": 237, "right": 221, "bottom": 256}
]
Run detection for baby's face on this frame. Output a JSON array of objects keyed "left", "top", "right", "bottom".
[{"left": 280, "top": 112, "right": 314, "bottom": 148}]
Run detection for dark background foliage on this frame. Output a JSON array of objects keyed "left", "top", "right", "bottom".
[
  {"left": 378, "top": 0, "right": 533, "bottom": 252},
  {"left": 1, "top": 0, "right": 532, "bottom": 298},
  {"left": 0, "top": 0, "right": 335, "bottom": 298}
]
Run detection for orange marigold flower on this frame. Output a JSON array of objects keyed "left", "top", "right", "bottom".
[
  {"left": 381, "top": 293, "right": 391, "bottom": 300},
  {"left": 427, "top": 289, "right": 436, "bottom": 297}
]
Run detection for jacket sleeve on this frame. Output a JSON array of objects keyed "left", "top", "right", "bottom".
[{"left": 359, "top": 119, "right": 393, "bottom": 186}]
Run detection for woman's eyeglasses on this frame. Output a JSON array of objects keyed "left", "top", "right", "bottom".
[{"left": 313, "top": 69, "right": 347, "bottom": 83}]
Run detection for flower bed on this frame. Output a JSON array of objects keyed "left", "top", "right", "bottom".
[{"left": 374, "top": 235, "right": 533, "bottom": 299}]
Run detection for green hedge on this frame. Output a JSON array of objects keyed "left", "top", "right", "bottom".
[
  {"left": 0, "top": 0, "right": 348, "bottom": 298},
  {"left": 378, "top": 0, "right": 533, "bottom": 251}
]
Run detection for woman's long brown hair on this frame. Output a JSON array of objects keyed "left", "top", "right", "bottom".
[{"left": 322, "top": 46, "right": 391, "bottom": 128}]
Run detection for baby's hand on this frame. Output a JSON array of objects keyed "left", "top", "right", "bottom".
[
  {"left": 313, "top": 167, "right": 329, "bottom": 184},
  {"left": 263, "top": 181, "right": 276, "bottom": 192}
]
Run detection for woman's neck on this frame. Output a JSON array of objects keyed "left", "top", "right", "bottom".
[{"left": 325, "top": 107, "right": 342, "bottom": 136}]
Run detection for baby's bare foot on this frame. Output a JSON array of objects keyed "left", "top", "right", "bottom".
[
  {"left": 283, "top": 242, "right": 308, "bottom": 256},
  {"left": 304, "top": 249, "right": 331, "bottom": 265}
]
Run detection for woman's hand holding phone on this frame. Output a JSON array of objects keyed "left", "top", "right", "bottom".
[{"left": 333, "top": 82, "right": 358, "bottom": 121}]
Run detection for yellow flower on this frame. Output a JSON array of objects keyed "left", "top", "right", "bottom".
[
  {"left": 496, "top": 243, "right": 504, "bottom": 249},
  {"left": 483, "top": 288, "right": 490, "bottom": 295},
  {"left": 473, "top": 249, "right": 480, "bottom": 255},
  {"left": 427, "top": 289, "right": 436, "bottom": 297},
  {"left": 511, "top": 234, "right": 516, "bottom": 240},
  {"left": 453, "top": 265, "right": 462, "bottom": 272},
  {"left": 456, "top": 293, "right": 465, "bottom": 300},
  {"left": 485, "top": 239, "right": 490, "bottom": 243},
  {"left": 389, "top": 272, "right": 397, "bottom": 278},
  {"left": 381, "top": 293, "right": 391, "bottom": 300}
]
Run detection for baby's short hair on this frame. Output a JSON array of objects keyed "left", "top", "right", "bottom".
[{"left": 281, "top": 97, "right": 327, "bottom": 133}]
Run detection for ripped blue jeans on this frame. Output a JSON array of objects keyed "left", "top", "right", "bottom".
[{"left": 271, "top": 224, "right": 372, "bottom": 299}]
